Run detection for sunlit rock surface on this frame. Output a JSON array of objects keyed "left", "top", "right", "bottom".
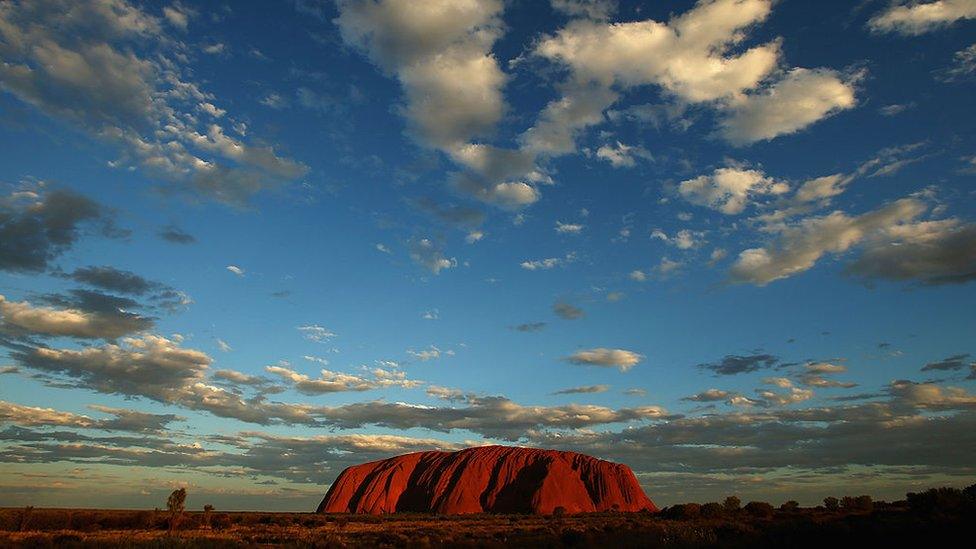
[{"left": 317, "top": 445, "right": 657, "bottom": 515}]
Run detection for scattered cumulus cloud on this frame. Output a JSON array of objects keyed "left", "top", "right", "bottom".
[
  {"left": 699, "top": 353, "right": 780, "bottom": 376},
  {"left": 555, "top": 221, "right": 585, "bottom": 234},
  {"left": 566, "top": 348, "right": 642, "bottom": 371},
  {"left": 297, "top": 324, "right": 337, "bottom": 342},
  {"left": 552, "top": 384, "right": 610, "bottom": 395},
  {"left": 553, "top": 301, "right": 585, "bottom": 320},
  {"left": 868, "top": 0, "right": 976, "bottom": 35}
]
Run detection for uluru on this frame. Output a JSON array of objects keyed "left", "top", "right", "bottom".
[{"left": 317, "top": 446, "right": 657, "bottom": 515}]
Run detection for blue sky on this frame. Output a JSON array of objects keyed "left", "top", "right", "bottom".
[{"left": 1, "top": 0, "right": 975, "bottom": 511}]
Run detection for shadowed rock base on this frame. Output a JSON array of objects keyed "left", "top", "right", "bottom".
[{"left": 317, "top": 445, "right": 657, "bottom": 515}]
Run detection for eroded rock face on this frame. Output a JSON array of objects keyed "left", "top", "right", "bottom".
[{"left": 317, "top": 445, "right": 657, "bottom": 515}]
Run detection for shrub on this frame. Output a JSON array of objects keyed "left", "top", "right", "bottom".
[
  {"left": 854, "top": 495, "right": 873, "bottom": 512},
  {"left": 552, "top": 506, "right": 567, "bottom": 519},
  {"left": 211, "top": 513, "right": 232, "bottom": 531},
  {"left": 907, "top": 487, "right": 975, "bottom": 516},
  {"left": 744, "top": 501, "right": 774, "bottom": 518},
  {"left": 665, "top": 503, "right": 701, "bottom": 519},
  {"left": 701, "top": 502, "right": 724, "bottom": 518},
  {"left": 823, "top": 497, "right": 839, "bottom": 511},
  {"left": 780, "top": 501, "right": 800, "bottom": 512},
  {"left": 723, "top": 496, "right": 741, "bottom": 512}
]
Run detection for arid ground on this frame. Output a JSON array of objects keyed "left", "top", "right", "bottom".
[{"left": 1, "top": 486, "right": 973, "bottom": 548}]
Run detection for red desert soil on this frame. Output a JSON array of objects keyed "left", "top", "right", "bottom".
[{"left": 317, "top": 445, "right": 657, "bottom": 515}]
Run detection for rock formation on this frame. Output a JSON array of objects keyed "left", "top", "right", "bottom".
[{"left": 317, "top": 445, "right": 656, "bottom": 515}]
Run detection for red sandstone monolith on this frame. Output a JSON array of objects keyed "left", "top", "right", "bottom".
[{"left": 317, "top": 445, "right": 657, "bottom": 514}]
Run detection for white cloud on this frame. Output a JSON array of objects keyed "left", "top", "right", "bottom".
[
  {"left": 730, "top": 197, "right": 930, "bottom": 285},
  {"left": 629, "top": 269, "right": 647, "bottom": 282},
  {"left": 868, "top": 0, "right": 976, "bottom": 35},
  {"left": 719, "top": 68, "right": 858, "bottom": 145},
  {"left": 532, "top": 0, "right": 779, "bottom": 102},
  {"left": 679, "top": 167, "right": 789, "bottom": 215},
  {"left": 652, "top": 229, "right": 706, "bottom": 249},
  {"left": 407, "top": 345, "right": 451, "bottom": 361},
  {"left": 297, "top": 324, "right": 337, "bottom": 342},
  {"left": 522, "top": 258, "right": 561, "bottom": 270},
  {"left": 303, "top": 355, "right": 330, "bottom": 365},
  {"left": 525, "top": 0, "right": 819, "bottom": 154},
  {"left": 201, "top": 42, "right": 226, "bottom": 55},
  {"left": 426, "top": 385, "right": 467, "bottom": 401},
  {"left": 654, "top": 257, "right": 683, "bottom": 277},
  {"left": 216, "top": 339, "right": 232, "bottom": 352},
  {"left": 336, "top": 0, "right": 505, "bottom": 148},
  {"left": 451, "top": 172, "right": 541, "bottom": 209},
  {"left": 878, "top": 102, "right": 914, "bottom": 116},
  {"left": 198, "top": 102, "right": 225, "bottom": 117},
  {"left": 683, "top": 389, "right": 731, "bottom": 402},
  {"left": 409, "top": 238, "right": 456, "bottom": 274},
  {"left": 265, "top": 364, "right": 418, "bottom": 394},
  {"left": 520, "top": 251, "right": 577, "bottom": 270},
  {"left": 260, "top": 92, "right": 288, "bottom": 109},
  {"left": 846, "top": 217, "right": 976, "bottom": 285},
  {"left": 889, "top": 380, "right": 976, "bottom": 409},
  {"left": 552, "top": 384, "right": 611, "bottom": 395},
  {"left": 226, "top": 265, "right": 245, "bottom": 276},
  {"left": 0, "top": 295, "right": 150, "bottom": 340},
  {"left": 763, "top": 377, "right": 793, "bottom": 388},
  {"left": 14, "top": 334, "right": 210, "bottom": 401},
  {"left": 555, "top": 221, "right": 585, "bottom": 234},
  {"left": 595, "top": 141, "right": 651, "bottom": 168},
  {"left": 806, "top": 362, "right": 847, "bottom": 374},
  {"left": 709, "top": 248, "right": 728, "bottom": 265},
  {"left": 0, "top": 0, "right": 307, "bottom": 206},
  {"left": 937, "top": 42, "right": 976, "bottom": 82},
  {"left": 756, "top": 387, "right": 814, "bottom": 406},
  {"left": 162, "top": 3, "right": 192, "bottom": 30},
  {"left": 335, "top": 0, "right": 536, "bottom": 207},
  {"left": 0, "top": 400, "right": 180, "bottom": 432},
  {"left": 0, "top": 400, "right": 94, "bottom": 428},
  {"left": 754, "top": 144, "right": 930, "bottom": 224},
  {"left": 566, "top": 348, "right": 642, "bottom": 371}
]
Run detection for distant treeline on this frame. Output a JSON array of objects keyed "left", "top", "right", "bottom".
[{"left": 0, "top": 484, "right": 973, "bottom": 547}]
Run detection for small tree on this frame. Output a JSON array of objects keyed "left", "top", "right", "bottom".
[
  {"left": 167, "top": 488, "right": 187, "bottom": 532},
  {"left": 723, "top": 495, "right": 741, "bottom": 512},
  {"left": 780, "top": 500, "right": 799, "bottom": 512},
  {"left": 907, "top": 487, "right": 976, "bottom": 516},
  {"left": 744, "top": 501, "right": 774, "bottom": 519},
  {"left": 823, "top": 496, "right": 839, "bottom": 511},
  {"left": 854, "top": 495, "right": 873, "bottom": 512},
  {"left": 701, "top": 502, "right": 724, "bottom": 518},
  {"left": 203, "top": 504, "right": 214, "bottom": 529},
  {"left": 552, "top": 506, "right": 567, "bottom": 520},
  {"left": 840, "top": 496, "right": 856, "bottom": 510}
]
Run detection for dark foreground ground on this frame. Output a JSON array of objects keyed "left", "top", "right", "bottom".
[{"left": 1, "top": 498, "right": 973, "bottom": 548}]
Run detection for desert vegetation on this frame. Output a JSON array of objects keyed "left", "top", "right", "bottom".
[{"left": 0, "top": 484, "right": 973, "bottom": 547}]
